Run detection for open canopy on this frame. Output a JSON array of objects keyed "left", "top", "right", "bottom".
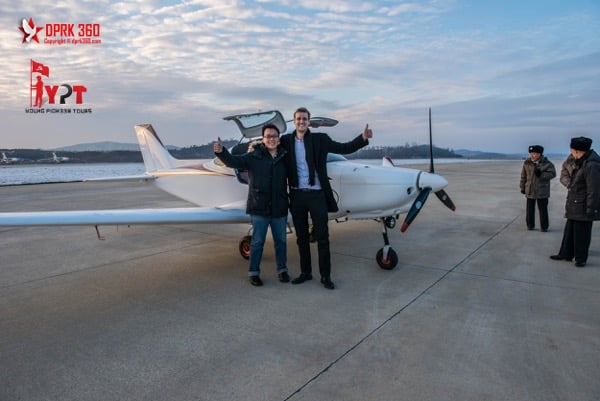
[
  {"left": 223, "top": 110, "right": 339, "bottom": 138},
  {"left": 223, "top": 110, "right": 287, "bottom": 139}
]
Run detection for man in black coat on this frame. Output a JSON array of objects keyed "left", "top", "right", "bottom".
[
  {"left": 214, "top": 124, "right": 289, "bottom": 286},
  {"left": 280, "top": 107, "right": 372, "bottom": 289},
  {"left": 551, "top": 136, "right": 600, "bottom": 267}
]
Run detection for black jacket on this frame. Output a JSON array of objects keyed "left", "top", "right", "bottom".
[
  {"left": 280, "top": 129, "right": 368, "bottom": 212},
  {"left": 565, "top": 149, "right": 600, "bottom": 221},
  {"left": 215, "top": 144, "right": 288, "bottom": 217}
]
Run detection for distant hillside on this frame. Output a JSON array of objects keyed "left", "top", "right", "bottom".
[
  {"left": 454, "top": 149, "right": 518, "bottom": 159},
  {"left": 455, "top": 149, "right": 569, "bottom": 160},
  {"left": 348, "top": 144, "right": 461, "bottom": 160}
]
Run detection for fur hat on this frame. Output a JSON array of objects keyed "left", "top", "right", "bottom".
[
  {"left": 570, "top": 137, "right": 592, "bottom": 152},
  {"left": 528, "top": 145, "right": 544, "bottom": 154}
]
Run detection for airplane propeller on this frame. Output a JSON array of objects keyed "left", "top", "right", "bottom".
[
  {"left": 400, "top": 185, "right": 431, "bottom": 232},
  {"left": 399, "top": 108, "right": 456, "bottom": 233}
]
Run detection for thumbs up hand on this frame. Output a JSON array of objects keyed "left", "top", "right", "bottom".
[
  {"left": 214, "top": 137, "right": 223, "bottom": 153},
  {"left": 362, "top": 124, "right": 373, "bottom": 140}
]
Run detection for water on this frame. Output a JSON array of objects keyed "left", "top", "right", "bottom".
[
  {"left": 0, "top": 163, "right": 146, "bottom": 186},
  {"left": 0, "top": 158, "right": 497, "bottom": 186}
]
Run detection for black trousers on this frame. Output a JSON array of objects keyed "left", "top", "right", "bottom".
[
  {"left": 289, "top": 190, "right": 331, "bottom": 279},
  {"left": 526, "top": 198, "right": 549, "bottom": 230},
  {"left": 557, "top": 219, "right": 593, "bottom": 263}
]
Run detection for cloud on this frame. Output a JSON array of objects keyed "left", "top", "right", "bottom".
[{"left": 1, "top": 0, "right": 599, "bottom": 154}]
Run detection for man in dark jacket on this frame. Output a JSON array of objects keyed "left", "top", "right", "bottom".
[
  {"left": 280, "top": 107, "right": 372, "bottom": 289},
  {"left": 520, "top": 145, "right": 556, "bottom": 231},
  {"left": 214, "top": 124, "right": 289, "bottom": 286},
  {"left": 551, "top": 137, "right": 600, "bottom": 267}
]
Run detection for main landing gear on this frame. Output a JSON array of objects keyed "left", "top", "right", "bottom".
[
  {"left": 239, "top": 234, "right": 252, "bottom": 259},
  {"left": 239, "top": 220, "right": 399, "bottom": 270},
  {"left": 376, "top": 217, "right": 398, "bottom": 270}
]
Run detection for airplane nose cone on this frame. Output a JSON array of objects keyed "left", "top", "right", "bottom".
[{"left": 419, "top": 172, "right": 448, "bottom": 191}]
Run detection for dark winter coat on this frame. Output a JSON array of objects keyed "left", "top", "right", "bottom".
[
  {"left": 215, "top": 144, "right": 288, "bottom": 217},
  {"left": 565, "top": 149, "right": 600, "bottom": 221},
  {"left": 280, "top": 129, "right": 368, "bottom": 212},
  {"left": 560, "top": 154, "right": 577, "bottom": 188},
  {"left": 520, "top": 156, "right": 556, "bottom": 199}
]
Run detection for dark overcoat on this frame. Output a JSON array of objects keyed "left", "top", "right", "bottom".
[
  {"left": 565, "top": 149, "right": 600, "bottom": 221},
  {"left": 280, "top": 129, "right": 368, "bottom": 212}
]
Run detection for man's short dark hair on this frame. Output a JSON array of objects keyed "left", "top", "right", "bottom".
[
  {"left": 262, "top": 123, "right": 280, "bottom": 136},
  {"left": 294, "top": 107, "right": 311, "bottom": 120}
]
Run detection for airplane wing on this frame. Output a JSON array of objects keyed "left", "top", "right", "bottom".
[{"left": 0, "top": 203, "right": 249, "bottom": 227}]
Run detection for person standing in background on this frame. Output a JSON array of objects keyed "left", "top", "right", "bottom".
[
  {"left": 520, "top": 145, "right": 556, "bottom": 232},
  {"left": 551, "top": 137, "right": 600, "bottom": 267}
]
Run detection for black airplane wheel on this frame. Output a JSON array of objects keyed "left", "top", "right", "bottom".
[
  {"left": 376, "top": 247, "right": 398, "bottom": 270},
  {"left": 239, "top": 235, "right": 251, "bottom": 259}
]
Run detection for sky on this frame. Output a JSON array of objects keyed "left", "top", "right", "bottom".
[{"left": 1, "top": 0, "right": 599, "bottom": 154}]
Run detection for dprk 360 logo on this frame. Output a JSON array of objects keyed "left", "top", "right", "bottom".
[
  {"left": 19, "top": 17, "right": 102, "bottom": 45},
  {"left": 26, "top": 59, "right": 92, "bottom": 115}
]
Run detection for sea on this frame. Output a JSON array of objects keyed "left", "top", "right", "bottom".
[
  {"left": 0, "top": 163, "right": 146, "bottom": 186},
  {"left": 0, "top": 158, "right": 497, "bottom": 186}
]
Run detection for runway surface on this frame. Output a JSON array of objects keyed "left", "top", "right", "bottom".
[{"left": 1, "top": 160, "right": 598, "bottom": 401}]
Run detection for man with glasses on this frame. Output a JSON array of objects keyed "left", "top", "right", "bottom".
[
  {"left": 280, "top": 107, "right": 372, "bottom": 289},
  {"left": 214, "top": 123, "right": 289, "bottom": 286}
]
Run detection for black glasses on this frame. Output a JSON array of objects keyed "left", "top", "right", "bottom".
[{"left": 264, "top": 135, "right": 279, "bottom": 139}]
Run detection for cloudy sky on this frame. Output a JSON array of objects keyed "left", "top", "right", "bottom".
[{"left": 1, "top": 0, "right": 599, "bottom": 154}]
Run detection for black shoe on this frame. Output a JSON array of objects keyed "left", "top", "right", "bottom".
[
  {"left": 278, "top": 272, "right": 290, "bottom": 283},
  {"left": 249, "top": 276, "right": 263, "bottom": 286},
  {"left": 527, "top": 227, "right": 535, "bottom": 231},
  {"left": 541, "top": 228, "right": 548, "bottom": 232},
  {"left": 291, "top": 273, "right": 312, "bottom": 284},
  {"left": 320, "top": 277, "right": 335, "bottom": 290},
  {"left": 575, "top": 261, "right": 586, "bottom": 268},
  {"left": 550, "top": 255, "right": 572, "bottom": 262}
]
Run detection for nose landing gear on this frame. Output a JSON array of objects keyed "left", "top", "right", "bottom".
[{"left": 376, "top": 218, "right": 398, "bottom": 269}]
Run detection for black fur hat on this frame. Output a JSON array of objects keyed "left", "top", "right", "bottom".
[
  {"left": 570, "top": 137, "right": 592, "bottom": 152},
  {"left": 528, "top": 145, "right": 544, "bottom": 154}
]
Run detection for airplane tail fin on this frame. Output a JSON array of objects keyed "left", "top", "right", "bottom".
[{"left": 134, "top": 124, "right": 178, "bottom": 172}]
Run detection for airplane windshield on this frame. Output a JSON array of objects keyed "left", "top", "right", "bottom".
[{"left": 327, "top": 154, "right": 347, "bottom": 163}]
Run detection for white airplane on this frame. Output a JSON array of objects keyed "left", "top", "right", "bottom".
[
  {"left": 0, "top": 110, "right": 454, "bottom": 269},
  {"left": 1, "top": 152, "right": 23, "bottom": 164}
]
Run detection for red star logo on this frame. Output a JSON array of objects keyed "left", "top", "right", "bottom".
[{"left": 19, "top": 18, "right": 43, "bottom": 44}]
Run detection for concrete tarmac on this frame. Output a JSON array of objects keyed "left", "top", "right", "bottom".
[{"left": 0, "top": 160, "right": 598, "bottom": 401}]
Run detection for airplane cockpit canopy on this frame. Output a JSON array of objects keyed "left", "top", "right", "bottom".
[
  {"left": 223, "top": 110, "right": 340, "bottom": 139},
  {"left": 223, "top": 110, "right": 287, "bottom": 139}
]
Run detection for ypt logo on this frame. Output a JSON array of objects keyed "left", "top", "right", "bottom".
[{"left": 27, "top": 59, "right": 91, "bottom": 115}]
